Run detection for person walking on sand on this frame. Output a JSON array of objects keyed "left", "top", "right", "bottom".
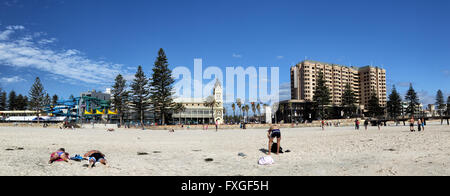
[
  {"left": 83, "top": 150, "right": 107, "bottom": 168},
  {"left": 421, "top": 118, "right": 425, "bottom": 131},
  {"left": 417, "top": 118, "right": 422, "bottom": 132},
  {"left": 321, "top": 120, "right": 325, "bottom": 130},
  {"left": 49, "top": 148, "right": 70, "bottom": 164},
  {"left": 410, "top": 117, "right": 415, "bottom": 132},
  {"left": 377, "top": 120, "right": 381, "bottom": 130},
  {"left": 364, "top": 119, "right": 369, "bottom": 130},
  {"left": 267, "top": 125, "right": 281, "bottom": 155}
]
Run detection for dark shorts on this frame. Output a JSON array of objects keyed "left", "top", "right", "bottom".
[{"left": 271, "top": 132, "right": 281, "bottom": 138}]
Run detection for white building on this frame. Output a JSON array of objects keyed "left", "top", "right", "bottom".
[{"left": 172, "top": 80, "right": 224, "bottom": 125}]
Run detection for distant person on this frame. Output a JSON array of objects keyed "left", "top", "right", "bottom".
[
  {"left": 417, "top": 118, "right": 422, "bottom": 132},
  {"left": 49, "top": 148, "right": 70, "bottom": 164},
  {"left": 267, "top": 125, "right": 281, "bottom": 155},
  {"left": 354, "top": 119, "right": 359, "bottom": 130},
  {"left": 364, "top": 119, "right": 369, "bottom": 130},
  {"left": 215, "top": 120, "right": 218, "bottom": 132},
  {"left": 321, "top": 120, "right": 325, "bottom": 130},
  {"left": 83, "top": 150, "right": 107, "bottom": 168},
  {"left": 410, "top": 117, "right": 415, "bottom": 132},
  {"left": 421, "top": 118, "right": 425, "bottom": 131},
  {"left": 377, "top": 120, "right": 381, "bottom": 130}
]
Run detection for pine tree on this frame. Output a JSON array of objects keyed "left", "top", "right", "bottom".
[
  {"left": 387, "top": 85, "right": 402, "bottom": 120},
  {"left": 112, "top": 74, "right": 129, "bottom": 126},
  {"left": 447, "top": 96, "right": 450, "bottom": 116},
  {"left": 43, "top": 93, "right": 51, "bottom": 106},
  {"left": 436, "top": 90, "right": 445, "bottom": 116},
  {"left": 367, "top": 92, "right": 383, "bottom": 118},
  {"left": 8, "top": 90, "right": 17, "bottom": 110},
  {"left": 130, "top": 65, "right": 150, "bottom": 129},
  {"left": 404, "top": 83, "right": 419, "bottom": 117},
  {"left": 149, "top": 48, "right": 175, "bottom": 125},
  {"left": 0, "top": 91, "right": 7, "bottom": 111},
  {"left": 341, "top": 83, "right": 357, "bottom": 118},
  {"left": 52, "top": 94, "right": 59, "bottom": 105},
  {"left": 16, "top": 94, "right": 24, "bottom": 110},
  {"left": 29, "top": 77, "right": 46, "bottom": 124},
  {"left": 313, "top": 71, "right": 331, "bottom": 119}
]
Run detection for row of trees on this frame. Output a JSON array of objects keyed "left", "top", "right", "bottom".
[
  {"left": 0, "top": 89, "right": 58, "bottom": 111},
  {"left": 230, "top": 98, "right": 268, "bottom": 123},
  {"left": 111, "top": 48, "right": 175, "bottom": 128}
]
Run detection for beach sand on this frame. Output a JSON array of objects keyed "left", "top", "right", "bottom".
[{"left": 1, "top": 122, "right": 449, "bottom": 176}]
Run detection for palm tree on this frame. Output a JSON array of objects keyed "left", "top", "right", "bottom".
[
  {"left": 279, "top": 104, "right": 285, "bottom": 123},
  {"left": 251, "top": 102, "right": 256, "bottom": 122},
  {"left": 288, "top": 102, "right": 293, "bottom": 123},
  {"left": 173, "top": 103, "right": 186, "bottom": 125},
  {"left": 256, "top": 103, "right": 261, "bottom": 123},
  {"left": 236, "top": 98, "right": 242, "bottom": 122},
  {"left": 243, "top": 104, "right": 250, "bottom": 123},
  {"left": 204, "top": 96, "right": 218, "bottom": 124},
  {"left": 231, "top": 103, "right": 236, "bottom": 123}
]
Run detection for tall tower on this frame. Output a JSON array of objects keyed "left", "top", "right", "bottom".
[{"left": 213, "top": 79, "right": 224, "bottom": 124}]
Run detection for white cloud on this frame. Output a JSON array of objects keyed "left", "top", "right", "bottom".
[
  {"left": 0, "top": 76, "right": 26, "bottom": 83},
  {"left": 0, "top": 25, "right": 130, "bottom": 86},
  {"left": 232, "top": 53, "right": 242, "bottom": 58},
  {"left": 276, "top": 56, "right": 284, "bottom": 59}
]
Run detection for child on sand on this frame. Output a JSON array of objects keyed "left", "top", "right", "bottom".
[
  {"left": 410, "top": 117, "right": 415, "bottom": 132},
  {"left": 49, "top": 148, "right": 70, "bottom": 164},
  {"left": 267, "top": 125, "right": 281, "bottom": 155}
]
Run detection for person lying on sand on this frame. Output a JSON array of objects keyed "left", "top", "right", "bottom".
[
  {"left": 83, "top": 150, "right": 107, "bottom": 168},
  {"left": 49, "top": 148, "right": 70, "bottom": 164},
  {"left": 267, "top": 125, "right": 281, "bottom": 155}
]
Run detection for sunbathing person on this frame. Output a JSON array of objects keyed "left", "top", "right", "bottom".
[
  {"left": 83, "top": 150, "right": 107, "bottom": 168},
  {"left": 49, "top": 148, "right": 70, "bottom": 164}
]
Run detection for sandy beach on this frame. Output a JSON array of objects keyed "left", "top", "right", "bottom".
[{"left": 1, "top": 122, "right": 449, "bottom": 176}]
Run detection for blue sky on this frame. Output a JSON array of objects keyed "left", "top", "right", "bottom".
[{"left": 0, "top": 0, "right": 449, "bottom": 108}]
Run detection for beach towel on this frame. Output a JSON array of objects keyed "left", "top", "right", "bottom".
[
  {"left": 258, "top": 156, "right": 274, "bottom": 165},
  {"left": 271, "top": 143, "right": 284, "bottom": 153}
]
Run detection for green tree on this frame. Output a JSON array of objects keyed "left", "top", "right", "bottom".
[
  {"left": 29, "top": 77, "right": 46, "bottom": 124},
  {"left": 447, "top": 96, "right": 450, "bottom": 116},
  {"left": 367, "top": 92, "right": 383, "bottom": 118},
  {"left": 251, "top": 102, "right": 256, "bottom": 121},
  {"left": 130, "top": 65, "right": 150, "bottom": 129},
  {"left": 173, "top": 102, "right": 186, "bottom": 124},
  {"left": 231, "top": 103, "right": 236, "bottom": 123},
  {"left": 256, "top": 103, "right": 261, "bottom": 123},
  {"left": 43, "top": 93, "right": 51, "bottom": 107},
  {"left": 341, "top": 83, "right": 357, "bottom": 118},
  {"left": 236, "top": 98, "right": 242, "bottom": 122},
  {"left": 436, "top": 90, "right": 445, "bottom": 116},
  {"left": 52, "top": 94, "right": 59, "bottom": 105},
  {"left": 149, "top": 48, "right": 175, "bottom": 125},
  {"left": 313, "top": 71, "right": 331, "bottom": 119},
  {"left": 204, "top": 95, "right": 218, "bottom": 124},
  {"left": 404, "top": 83, "right": 419, "bottom": 117},
  {"left": 0, "top": 91, "right": 7, "bottom": 111},
  {"left": 8, "top": 91, "right": 17, "bottom": 110},
  {"left": 112, "top": 74, "right": 130, "bottom": 126},
  {"left": 387, "top": 85, "right": 402, "bottom": 120}
]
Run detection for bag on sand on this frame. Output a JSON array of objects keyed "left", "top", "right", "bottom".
[
  {"left": 258, "top": 156, "right": 274, "bottom": 165},
  {"left": 271, "top": 143, "right": 284, "bottom": 153}
]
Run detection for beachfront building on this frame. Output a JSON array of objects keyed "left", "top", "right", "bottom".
[
  {"left": 290, "top": 60, "right": 387, "bottom": 112},
  {"left": 172, "top": 80, "right": 224, "bottom": 125}
]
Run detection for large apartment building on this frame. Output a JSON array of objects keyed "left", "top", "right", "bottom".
[{"left": 290, "top": 60, "right": 386, "bottom": 111}]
